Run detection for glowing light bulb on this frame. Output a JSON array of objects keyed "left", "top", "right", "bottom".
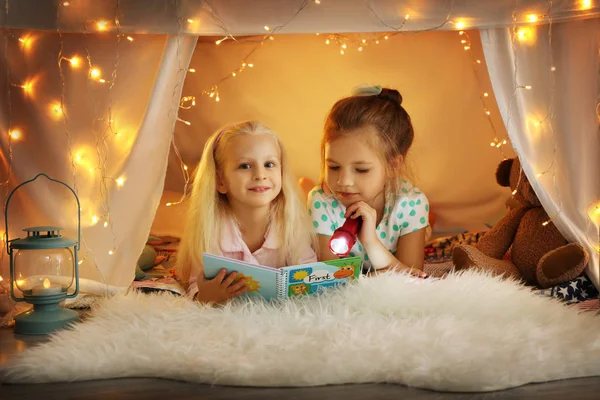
[
  {"left": 358, "top": 47, "right": 363, "bottom": 51},
  {"left": 542, "top": 220, "right": 550, "bottom": 226},
  {"left": 9, "top": 130, "right": 21, "bottom": 140},
  {"left": 187, "top": 19, "right": 194, "bottom": 23},
  {"left": 78, "top": 260, "right": 83, "bottom": 265},
  {"left": 314, "top": 0, "right": 321, "bottom": 4},
  {"left": 97, "top": 20, "right": 108, "bottom": 31},
  {"left": 384, "top": 36, "right": 389, "bottom": 40},
  {"left": 18, "top": 35, "right": 34, "bottom": 51},
  {"left": 581, "top": 0, "right": 592, "bottom": 10},
  {"left": 550, "top": 66, "right": 556, "bottom": 71},
  {"left": 99, "top": 78, "right": 106, "bottom": 83},
  {"left": 248, "top": 63, "right": 253, "bottom": 67},
  {"left": 115, "top": 177, "right": 125, "bottom": 187},
  {"left": 63, "top": 1, "right": 70, "bottom": 5},
  {"left": 340, "top": 50, "right": 345, "bottom": 55},
  {"left": 50, "top": 102, "right": 63, "bottom": 118},
  {"left": 69, "top": 56, "right": 81, "bottom": 68},
  {"left": 183, "top": 165, "right": 189, "bottom": 171},
  {"left": 189, "top": 68, "right": 196, "bottom": 72},
  {"left": 325, "top": 39, "right": 330, "bottom": 45},
  {"left": 264, "top": 26, "right": 270, "bottom": 31},
  {"left": 342, "top": 44, "right": 347, "bottom": 49},
  {"left": 90, "top": 68, "right": 101, "bottom": 79},
  {"left": 455, "top": 21, "right": 466, "bottom": 29},
  {"left": 516, "top": 28, "right": 533, "bottom": 42},
  {"left": 485, "top": 111, "right": 491, "bottom": 115},
  {"left": 525, "top": 85, "right": 532, "bottom": 89},
  {"left": 108, "top": 250, "right": 114, "bottom": 255},
  {"left": 464, "top": 45, "right": 471, "bottom": 50},
  {"left": 216, "top": 96, "right": 220, "bottom": 102},
  {"left": 126, "top": 36, "right": 134, "bottom": 41},
  {"left": 476, "top": 59, "right": 481, "bottom": 64},
  {"left": 527, "top": 14, "right": 538, "bottom": 23},
  {"left": 362, "top": 39, "right": 366, "bottom": 44},
  {"left": 588, "top": 202, "right": 600, "bottom": 226},
  {"left": 21, "top": 80, "right": 34, "bottom": 95},
  {"left": 512, "top": 190, "right": 518, "bottom": 195},
  {"left": 536, "top": 172, "right": 543, "bottom": 177},
  {"left": 459, "top": 31, "right": 464, "bottom": 35},
  {"left": 405, "top": 14, "right": 410, "bottom": 20},
  {"left": 232, "top": 72, "right": 236, "bottom": 77},
  {"left": 92, "top": 215, "right": 99, "bottom": 224},
  {"left": 104, "top": 221, "right": 108, "bottom": 228},
  {"left": 461, "top": 39, "right": 467, "bottom": 44},
  {"left": 484, "top": 92, "right": 489, "bottom": 97},
  {"left": 166, "top": 202, "right": 173, "bottom": 207}
]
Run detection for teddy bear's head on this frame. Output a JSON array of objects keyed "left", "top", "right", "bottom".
[{"left": 496, "top": 157, "right": 541, "bottom": 207}]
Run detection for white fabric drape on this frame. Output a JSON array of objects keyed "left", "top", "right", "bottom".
[
  {"left": 0, "top": 33, "right": 197, "bottom": 297},
  {"left": 480, "top": 18, "right": 600, "bottom": 288},
  {"left": 1, "top": 1, "right": 599, "bottom": 35}
]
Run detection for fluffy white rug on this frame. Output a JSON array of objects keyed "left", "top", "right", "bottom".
[{"left": 2, "top": 271, "right": 600, "bottom": 392}]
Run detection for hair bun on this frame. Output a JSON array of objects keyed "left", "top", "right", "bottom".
[{"left": 378, "top": 88, "right": 403, "bottom": 106}]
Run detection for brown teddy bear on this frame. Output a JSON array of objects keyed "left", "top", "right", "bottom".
[{"left": 452, "top": 157, "right": 589, "bottom": 288}]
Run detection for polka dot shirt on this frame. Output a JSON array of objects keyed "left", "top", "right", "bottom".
[{"left": 308, "top": 181, "right": 430, "bottom": 270}]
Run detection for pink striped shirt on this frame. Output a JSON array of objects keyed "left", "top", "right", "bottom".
[{"left": 187, "top": 218, "right": 317, "bottom": 298}]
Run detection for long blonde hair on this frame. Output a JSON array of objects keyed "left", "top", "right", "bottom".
[{"left": 176, "top": 121, "right": 317, "bottom": 287}]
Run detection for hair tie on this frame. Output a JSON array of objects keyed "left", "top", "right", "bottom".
[{"left": 351, "top": 84, "right": 382, "bottom": 97}]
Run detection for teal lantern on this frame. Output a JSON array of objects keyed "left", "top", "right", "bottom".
[{"left": 5, "top": 174, "right": 80, "bottom": 335}]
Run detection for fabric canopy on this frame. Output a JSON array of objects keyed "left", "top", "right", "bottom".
[{"left": 1, "top": 0, "right": 600, "bottom": 34}]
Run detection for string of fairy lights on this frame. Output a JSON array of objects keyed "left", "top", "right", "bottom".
[
  {"left": 0, "top": 0, "right": 599, "bottom": 293},
  {"left": 505, "top": 1, "right": 562, "bottom": 229}
]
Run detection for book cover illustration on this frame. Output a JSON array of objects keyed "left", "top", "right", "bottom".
[
  {"left": 202, "top": 254, "right": 361, "bottom": 300},
  {"left": 285, "top": 258, "right": 361, "bottom": 297}
]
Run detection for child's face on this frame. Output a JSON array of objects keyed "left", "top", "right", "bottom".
[
  {"left": 324, "top": 126, "right": 388, "bottom": 208},
  {"left": 217, "top": 134, "right": 282, "bottom": 209}
]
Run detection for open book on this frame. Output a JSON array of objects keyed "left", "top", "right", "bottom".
[{"left": 203, "top": 253, "right": 362, "bottom": 300}]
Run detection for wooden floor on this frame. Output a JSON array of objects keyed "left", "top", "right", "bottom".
[{"left": 2, "top": 326, "right": 600, "bottom": 399}]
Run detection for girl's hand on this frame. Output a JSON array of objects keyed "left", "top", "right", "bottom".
[
  {"left": 344, "top": 201, "right": 378, "bottom": 246},
  {"left": 195, "top": 269, "right": 247, "bottom": 304},
  {"left": 367, "top": 264, "right": 429, "bottom": 279}
]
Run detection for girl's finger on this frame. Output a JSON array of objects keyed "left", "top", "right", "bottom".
[
  {"left": 213, "top": 268, "right": 227, "bottom": 283},
  {"left": 409, "top": 269, "right": 429, "bottom": 279},
  {"left": 230, "top": 286, "right": 248, "bottom": 298},
  {"left": 222, "top": 271, "right": 238, "bottom": 287},
  {"left": 228, "top": 278, "right": 247, "bottom": 293},
  {"left": 344, "top": 202, "right": 361, "bottom": 218}
]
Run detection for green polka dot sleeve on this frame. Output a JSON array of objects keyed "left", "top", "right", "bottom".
[
  {"left": 308, "top": 187, "right": 339, "bottom": 236},
  {"left": 390, "top": 183, "right": 430, "bottom": 237}
]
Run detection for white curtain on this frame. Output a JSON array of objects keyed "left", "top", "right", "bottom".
[
  {"left": 0, "top": 32, "right": 197, "bottom": 299},
  {"left": 480, "top": 18, "right": 600, "bottom": 288}
]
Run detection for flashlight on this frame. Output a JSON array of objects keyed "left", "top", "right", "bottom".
[{"left": 329, "top": 217, "right": 363, "bottom": 257}]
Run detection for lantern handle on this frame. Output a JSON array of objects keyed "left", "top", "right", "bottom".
[{"left": 4, "top": 173, "right": 81, "bottom": 254}]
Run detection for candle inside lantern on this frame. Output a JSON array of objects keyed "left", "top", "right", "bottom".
[{"left": 31, "top": 278, "right": 63, "bottom": 296}]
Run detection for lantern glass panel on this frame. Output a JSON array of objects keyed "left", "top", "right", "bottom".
[{"left": 14, "top": 248, "right": 74, "bottom": 293}]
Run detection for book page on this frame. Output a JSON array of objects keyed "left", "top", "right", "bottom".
[
  {"left": 282, "top": 257, "right": 362, "bottom": 298},
  {"left": 202, "top": 254, "right": 280, "bottom": 300}
]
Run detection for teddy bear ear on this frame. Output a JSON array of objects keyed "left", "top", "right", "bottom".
[{"left": 496, "top": 158, "right": 514, "bottom": 187}]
